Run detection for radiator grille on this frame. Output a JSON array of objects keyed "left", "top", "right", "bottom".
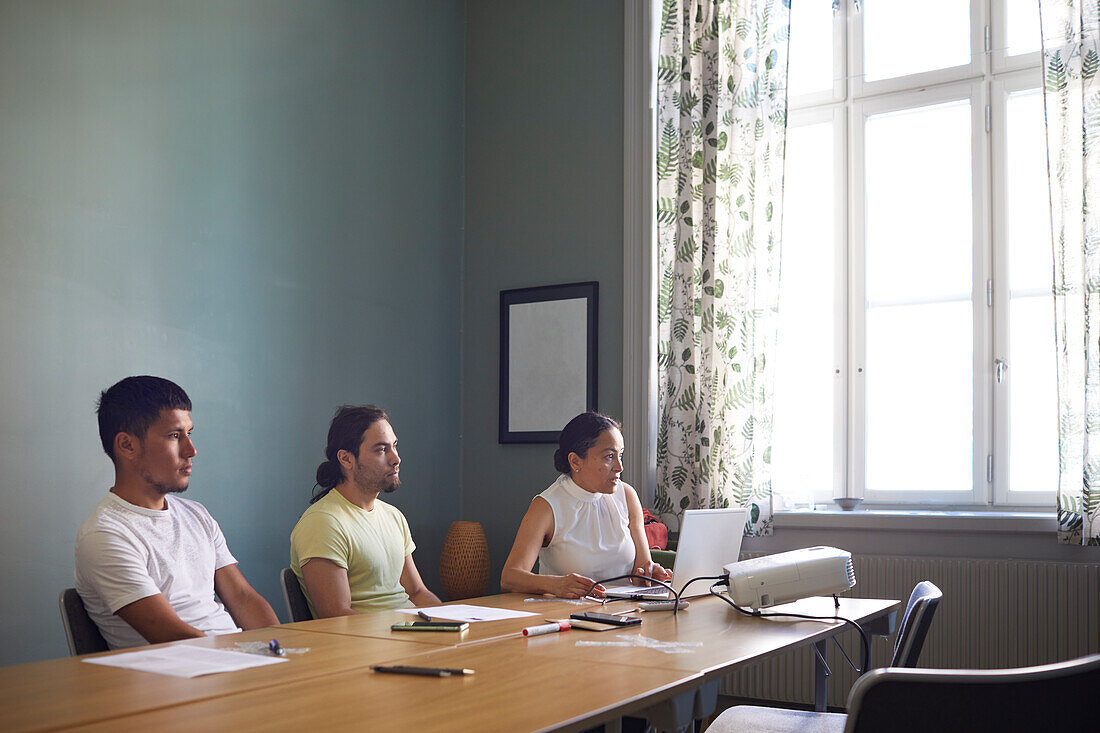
[{"left": 719, "top": 554, "right": 1100, "bottom": 707}]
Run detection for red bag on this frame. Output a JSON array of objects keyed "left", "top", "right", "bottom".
[{"left": 641, "top": 509, "right": 669, "bottom": 550}]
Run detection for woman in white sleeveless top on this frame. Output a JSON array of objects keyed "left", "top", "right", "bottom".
[{"left": 501, "top": 412, "right": 672, "bottom": 599}]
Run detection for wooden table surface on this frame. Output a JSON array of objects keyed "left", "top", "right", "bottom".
[
  {"left": 524, "top": 595, "right": 899, "bottom": 676},
  {"left": 0, "top": 626, "right": 430, "bottom": 732},
  {"left": 4, "top": 592, "right": 898, "bottom": 733},
  {"left": 68, "top": 639, "right": 700, "bottom": 733},
  {"left": 282, "top": 594, "right": 597, "bottom": 646}
]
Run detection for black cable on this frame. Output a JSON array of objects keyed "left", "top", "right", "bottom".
[
  {"left": 587, "top": 573, "right": 728, "bottom": 617},
  {"left": 586, "top": 574, "right": 871, "bottom": 668},
  {"left": 584, "top": 573, "right": 676, "bottom": 600},
  {"left": 585, "top": 573, "right": 682, "bottom": 616},
  {"left": 707, "top": 579, "right": 871, "bottom": 674}
]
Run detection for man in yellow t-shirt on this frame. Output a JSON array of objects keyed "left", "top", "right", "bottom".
[{"left": 290, "top": 405, "right": 440, "bottom": 617}]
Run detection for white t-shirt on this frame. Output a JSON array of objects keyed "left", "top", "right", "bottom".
[
  {"left": 74, "top": 492, "right": 241, "bottom": 649},
  {"left": 536, "top": 474, "right": 636, "bottom": 582}
]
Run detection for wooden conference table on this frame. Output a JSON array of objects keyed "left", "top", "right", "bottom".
[{"left": 0, "top": 593, "right": 898, "bottom": 732}]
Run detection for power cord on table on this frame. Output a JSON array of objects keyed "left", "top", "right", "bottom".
[
  {"left": 706, "top": 578, "right": 871, "bottom": 674},
  {"left": 587, "top": 572, "right": 871, "bottom": 673}
]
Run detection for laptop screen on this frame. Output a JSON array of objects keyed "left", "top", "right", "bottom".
[
  {"left": 669, "top": 507, "right": 747, "bottom": 596},
  {"left": 603, "top": 507, "right": 747, "bottom": 599}
]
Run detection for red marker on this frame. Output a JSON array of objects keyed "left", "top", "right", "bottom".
[{"left": 522, "top": 621, "right": 570, "bottom": 637}]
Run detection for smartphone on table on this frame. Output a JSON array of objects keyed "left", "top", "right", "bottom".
[{"left": 569, "top": 612, "right": 641, "bottom": 627}]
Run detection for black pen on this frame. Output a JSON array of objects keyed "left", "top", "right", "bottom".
[
  {"left": 417, "top": 610, "right": 434, "bottom": 622},
  {"left": 372, "top": 665, "right": 474, "bottom": 677}
]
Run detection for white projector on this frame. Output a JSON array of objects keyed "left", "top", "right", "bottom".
[{"left": 724, "top": 546, "right": 856, "bottom": 610}]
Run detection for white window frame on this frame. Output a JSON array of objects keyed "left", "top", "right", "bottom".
[
  {"left": 783, "top": 105, "right": 849, "bottom": 504},
  {"left": 852, "top": 81, "right": 991, "bottom": 507},
  {"left": 991, "top": 0, "right": 1043, "bottom": 73},
  {"left": 787, "top": 1, "right": 847, "bottom": 109},
  {"left": 990, "top": 66, "right": 1053, "bottom": 507},
  {"left": 849, "top": 0, "right": 987, "bottom": 99},
  {"left": 624, "top": 0, "right": 1054, "bottom": 510}
]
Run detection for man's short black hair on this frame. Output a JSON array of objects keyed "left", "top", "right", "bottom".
[{"left": 96, "top": 376, "right": 192, "bottom": 462}]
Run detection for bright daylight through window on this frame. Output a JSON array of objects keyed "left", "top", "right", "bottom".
[{"left": 769, "top": 1, "right": 1055, "bottom": 510}]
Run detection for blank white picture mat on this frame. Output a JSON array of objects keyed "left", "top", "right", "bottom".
[
  {"left": 508, "top": 297, "right": 588, "bottom": 432},
  {"left": 671, "top": 508, "right": 748, "bottom": 597}
]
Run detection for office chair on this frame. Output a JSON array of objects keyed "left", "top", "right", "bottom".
[
  {"left": 281, "top": 567, "right": 314, "bottom": 622},
  {"left": 708, "top": 580, "right": 943, "bottom": 733},
  {"left": 844, "top": 652, "right": 1100, "bottom": 732},
  {"left": 58, "top": 588, "right": 109, "bottom": 656}
]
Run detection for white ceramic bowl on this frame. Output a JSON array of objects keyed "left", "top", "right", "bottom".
[{"left": 834, "top": 497, "right": 863, "bottom": 511}]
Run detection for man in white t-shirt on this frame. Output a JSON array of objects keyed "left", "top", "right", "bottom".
[{"left": 75, "top": 376, "right": 279, "bottom": 649}]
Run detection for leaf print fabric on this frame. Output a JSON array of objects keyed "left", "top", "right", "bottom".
[
  {"left": 1041, "top": 1, "right": 1100, "bottom": 545},
  {"left": 654, "top": 0, "right": 790, "bottom": 536}
]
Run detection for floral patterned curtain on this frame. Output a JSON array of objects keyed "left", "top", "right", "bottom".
[
  {"left": 653, "top": 0, "right": 791, "bottom": 535},
  {"left": 1041, "top": 0, "right": 1100, "bottom": 545}
]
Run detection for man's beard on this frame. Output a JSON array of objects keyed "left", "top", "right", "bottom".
[
  {"left": 354, "top": 466, "right": 400, "bottom": 495},
  {"left": 379, "top": 473, "right": 400, "bottom": 494},
  {"left": 142, "top": 470, "right": 188, "bottom": 495}
]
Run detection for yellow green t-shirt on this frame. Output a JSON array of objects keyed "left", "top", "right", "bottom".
[{"left": 290, "top": 490, "right": 415, "bottom": 614}]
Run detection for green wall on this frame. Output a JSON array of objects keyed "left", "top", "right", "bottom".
[
  {"left": 462, "top": 0, "right": 625, "bottom": 589},
  {"left": 0, "top": 0, "right": 464, "bottom": 665}
]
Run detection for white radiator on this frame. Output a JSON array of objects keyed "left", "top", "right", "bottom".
[{"left": 718, "top": 554, "right": 1100, "bottom": 707}]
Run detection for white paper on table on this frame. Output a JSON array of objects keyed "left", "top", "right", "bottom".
[
  {"left": 82, "top": 645, "right": 288, "bottom": 678},
  {"left": 395, "top": 604, "right": 538, "bottom": 622}
]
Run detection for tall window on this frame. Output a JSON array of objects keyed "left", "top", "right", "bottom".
[{"left": 771, "top": 1, "right": 1054, "bottom": 509}]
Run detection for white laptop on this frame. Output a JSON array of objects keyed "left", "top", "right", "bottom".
[{"left": 602, "top": 507, "right": 748, "bottom": 599}]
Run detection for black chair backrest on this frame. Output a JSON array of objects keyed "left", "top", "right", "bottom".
[
  {"left": 281, "top": 567, "right": 314, "bottom": 622},
  {"left": 58, "top": 588, "right": 109, "bottom": 656},
  {"left": 845, "top": 652, "right": 1100, "bottom": 733},
  {"left": 889, "top": 580, "right": 942, "bottom": 667}
]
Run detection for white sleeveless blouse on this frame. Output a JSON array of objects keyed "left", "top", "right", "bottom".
[{"left": 536, "top": 474, "right": 636, "bottom": 582}]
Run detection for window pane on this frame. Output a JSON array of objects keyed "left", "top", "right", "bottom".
[
  {"left": 865, "top": 99, "right": 973, "bottom": 303},
  {"left": 866, "top": 302, "right": 973, "bottom": 492},
  {"left": 773, "top": 121, "right": 836, "bottom": 505},
  {"left": 863, "top": 0, "right": 970, "bottom": 82},
  {"left": 863, "top": 97, "right": 974, "bottom": 494},
  {"left": 1005, "top": 0, "right": 1042, "bottom": 57},
  {"left": 1007, "top": 88, "right": 1052, "bottom": 292},
  {"left": 1009, "top": 296, "right": 1058, "bottom": 491},
  {"left": 1005, "top": 85, "right": 1056, "bottom": 493},
  {"left": 788, "top": 0, "right": 834, "bottom": 98}
]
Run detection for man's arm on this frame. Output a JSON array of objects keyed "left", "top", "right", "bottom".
[
  {"left": 299, "top": 557, "right": 357, "bottom": 618},
  {"left": 78, "top": 526, "right": 204, "bottom": 645},
  {"left": 399, "top": 554, "right": 441, "bottom": 607},
  {"left": 115, "top": 594, "right": 207, "bottom": 644},
  {"left": 213, "top": 564, "right": 280, "bottom": 629}
]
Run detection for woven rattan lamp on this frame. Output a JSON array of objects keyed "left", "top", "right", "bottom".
[{"left": 439, "top": 521, "right": 490, "bottom": 601}]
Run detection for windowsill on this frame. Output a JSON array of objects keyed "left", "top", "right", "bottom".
[{"left": 773, "top": 509, "right": 1056, "bottom": 534}]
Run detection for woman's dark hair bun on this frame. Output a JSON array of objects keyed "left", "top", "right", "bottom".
[
  {"left": 553, "top": 448, "right": 570, "bottom": 474},
  {"left": 555, "top": 411, "right": 621, "bottom": 474}
]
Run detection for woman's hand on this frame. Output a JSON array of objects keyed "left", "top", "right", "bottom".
[
  {"left": 555, "top": 573, "right": 605, "bottom": 599},
  {"left": 631, "top": 561, "right": 673, "bottom": 587}
]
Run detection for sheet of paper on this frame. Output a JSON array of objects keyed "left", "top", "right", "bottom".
[
  {"left": 83, "top": 645, "right": 288, "bottom": 678},
  {"left": 395, "top": 604, "right": 538, "bottom": 622},
  {"left": 601, "top": 584, "right": 668, "bottom": 598}
]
